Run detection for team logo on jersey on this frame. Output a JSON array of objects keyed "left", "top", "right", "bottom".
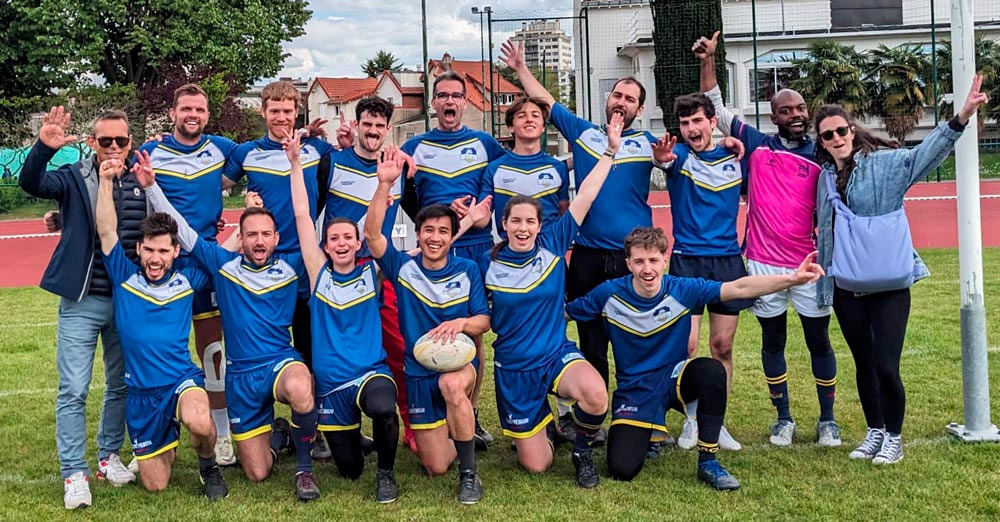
[
  {"left": 615, "top": 403, "right": 639, "bottom": 415},
  {"left": 266, "top": 266, "right": 285, "bottom": 281},
  {"left": 723, "top": 164, "right": 737, "bottom": 178},
  {"left": 197, "top": 150, "right": 213, "bottom": 165},
  {"left": 507, "top": 413, "right": 530, "bottom": 426},
  {"left": 460, "top": 147, "right": 477, "bottom": 164},
  {"left": 530, "top": 257, "right": 544, "bottom": 274},
  {"left": 494, "top": 272, "right": 509, "bottom": 280},
  {"left": 168, "top": 278, "right": 184, "bottom": 288},
  {"left": 340, "top": 179, "right": 355, "bottom": 186},
  {"left": 624, "top": 139, "right": 641, "bottom": 155},
  {"left": 444, "top": 280, "right": 462, "bottom": 297},
  {"left": 537, "top": 172, "right": 554, "bottom": 187},
  {"left": 653, "top": 306, "right": 672, "bottom": 323},
  {"left": 589, "top": 135, "right": 604, "bottom": 144},
  {"left": 502, "top": 177, "right": 516, "bottom": 184},
  {"left": 354, "top": 278, "right": 367, "bottom": 294}
]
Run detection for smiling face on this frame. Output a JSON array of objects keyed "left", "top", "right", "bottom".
[
  {"left": 88, "top": 118, "right": 132, "bottom": 164},
  {"left": 626, "top": 245, "right": 667, "bottom": 297},
  {"left": 239, "top": 213, "right": 279, "bottom": 267},
  {"left": 355, "top": 110, "right": 390, "bottom": 155},
  {"left": 417, "top": 216, "right": 454, "bottom": 264},
  {"left": 771, "top": 89, "right": 810, "bottom": 141},
  {"left": 432, "top": 79, "right": 467, "bottom": 132},
  {"left": 323, "top": 221, "right": 362, "bottom": 269},
  {"left": 502, "top": 202, "right": 542, "bottom": 252},
  {"left": 678, "top": 107, "right": 717, "bottom": 152},
  {"left": 510, "top": 100, "right": 545, "bottom": 142},
  {"left": 170, "top": 93, "right": 209, "bottom": 142},
  {"left": 136, "top": 234, "right": 180, "bottom": 282},
  {"left": 816, "top": 114, "right": 856, "bottom": 167},
  {"left": 604, "top": 80, "right": 644, "bottom": 130},
  {"left": 261, "top": 98, "right": 298, "bottom": 142}
]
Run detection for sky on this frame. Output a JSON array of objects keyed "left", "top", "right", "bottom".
[{"left": 278, "top": 0, "right": 575, "bottom": 80}]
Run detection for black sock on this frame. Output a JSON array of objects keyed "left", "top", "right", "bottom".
[
  {"left": 198, "top": 456, "right": 217, "bottom": 474},
  {"left": 455, "top": 439, "right": 476, "bottom": 473},
  {"left": 800, "top": 314, "right": 837, "bottom": 422},
  {"left": 290, "top": 409, "right": 318, "bottom": 473},
  {"left": 572, "top": 403, "right": 606, "bottom": 454}
]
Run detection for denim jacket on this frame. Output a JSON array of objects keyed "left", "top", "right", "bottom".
[{"left": 815, "top": 122, "right": 964, "bottom": 306}]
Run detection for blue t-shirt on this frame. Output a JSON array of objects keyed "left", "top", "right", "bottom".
[
  {"left": 565, "top": 274, "right": 721, "bottom": 387},
  {"left": 375, "top": 243, "right": 490, "bottom": 378},
  {"left": 104, "top": 242, "right": 209, "bottom": 391},
  {"left": 188, "top": 238, "right": 306, "bottom": 370},
  {"left": 400, "top": 126, "right": 506, "bottom": 247},
  {"left": 309, "top": 260, "right": 386, "bottom": 393},
  {"left": 549, "top": 103, "right": 657, "bottom": 250},
  {"left": 480, "top": 213, "right": 577, "bottom": 371},
  {"left": 665, "top": 144, "right": 744, "bottom": 256},
  {"left": 481, "top": 150, "right": 570, "bottom": 239},
  {"left": 324, "top": 148, "right": 401, "bottom": 258},
  {"left": 139, "top": 134, "right": 237, "bottom": 244}
]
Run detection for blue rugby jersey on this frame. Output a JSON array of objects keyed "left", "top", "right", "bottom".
[
  {"left": 223, "top": 136, "right": 335, "bottom": 256},
  {"left": 139, "top": 134, "right": 236, "bottom": 243},
  {"left": 104, "top": 242, "right": 209, "bottom": 391},
  {"left": 309, "top": 260, "right": 386, "bottom": 393},
  {"left": 375, "top": 243, "right": 490, "bottom": 378},
  {"left": 665, "top": 144, "right": 744, "bottom": 256},
  {"left": 549, "top": 103, "right": 657, "bottom": 250},
  {"left": 480, "top": 214, "right": 577, "bottom": 371},
  {"left": 323, "top": 148, "right": 401, "bottom": 258},
  {"left": 400, "top": 127, "right": 506, "bottom": 247},
  {"left": 566, "top": 275, "right": 721, "bottom": 385},
  {"left": 481, "top": 150, "right": 569, "bottom": 240}
]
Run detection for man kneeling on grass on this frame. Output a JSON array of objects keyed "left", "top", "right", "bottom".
[{"left": 95, "top": 151, "right": 227, "bottom": 500}]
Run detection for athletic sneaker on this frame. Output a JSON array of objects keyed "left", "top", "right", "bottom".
[
  {"left": 696, "top": 459, "right": 741, "bottom": 491},
  {"left": 555, "top": 412, "right": 576, "bottom": 443},
  {"left": 127, "top": 456, "right": 139, "bottom": 474},
  {"left": 646, "top": 440, "right": 662, "bottom": 460},
  {"left": 718, "top": 426, "right": 742, "bottom": 451},
  {"left": 848, "top": 427, "right": 886, "bottom": 460},
  {"left": 769, "top": 420, "right": 796, "bottom": 447},
  {"left": 361, "top": 434, "right": 375, "bottom": 456},
  {"left": 474, "top": 411, "right": 493, "bottom": 451},
  {"left": 872, "top": 434, "right": 904, "bottom": 465},
  {"left": 591, "top": 426, "right": 608, "bottom": 447},
  {"left": 375, "top": 468, "right": 399, "bottom": 503},
  {"left": 312, "top": 432, "right": 332, "bottom": 460},
  {"left": 295, "top": 471, "right": 321, "bottom": 501},
  {"left": 816, "top": 420, "right": 843, "bottom": 447},
  {"left": 97, "top": 453, "right": 136, "bottom": 486},
  {"left": 199, "top": 464, "right": 229, "bottom": 501},
  {"left": 678, "top": 417, "right": 698, "bottom": 450},
  {"left": 215, "top": 437, "right": 237, "bottom": 466},
  {"left": 572, "top": 451, "right": 600, "bottom": 488},
  {"left": 458, "top": 469, "right": 484, "bottom": 504},
  {"left": 63, "top": 472, "right": 92, "bottom": 510}
]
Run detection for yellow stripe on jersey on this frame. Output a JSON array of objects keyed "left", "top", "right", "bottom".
[
  {"left": 153, "top": 161, "right": 225, "bottom": 181},
  {"left": 156, "top": 140, "right": 211, "bottom": 156},
  {"left": 119, "top": 283, "right": 194, "bottom": 306},
  {"left": 396, "top": 279, "right": 470, "bottom": 309},
  {"left": 418, "top": 137, "right": 481, "bottom": 150},
  {"left": 315, "top": 290, "right": 376, "bottom": 311},
  {"left": 485, "top": 258, "right": 559, "bottom": 294},
  {"left": 604, "top": 309, "right": 689, "bottom": 338},
  {"left": 417, "top": 162, "right": 488, "bottom": 179},
  {"left": 493, "top": 186, "right": 561, "bottom": 198},
  {"left": 679, "top": 169, "right": 742, "bottom": 192},
  {"left": 218, "top": 270, "right": 298, "bottom": 295}
]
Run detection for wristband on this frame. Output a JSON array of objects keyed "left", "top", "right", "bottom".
[{"left": 602, "top": 148, "right": 616, "bottom": 158}]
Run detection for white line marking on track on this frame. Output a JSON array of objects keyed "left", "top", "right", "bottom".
[
  {"left": 0, "top": 222, "right": 238, "bottom": 240},
  {"left": 650, "top": 194, "right": 1000, "bottom": 210}
]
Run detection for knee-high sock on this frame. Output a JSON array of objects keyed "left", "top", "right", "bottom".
[
  {"left": 801, "top": 314, "right": 837, "bottom": 422},
  {"left": 572, "top": 403, "right": 606, "bottom": 454},
  {"left": 290, "top": 409, "right": 318, "bottom": 473},
  {"left": 759, "top": 313, "right": 792, "bottom": 421}
]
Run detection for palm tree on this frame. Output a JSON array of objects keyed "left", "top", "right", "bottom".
[
  {"left": 790, "top": 40, "right": 868, "bottom": 117},
  {"left": 361, "top": 50, "right": 402, "bottom": 78},
  {"left": 866, "top": 44, "right": 930, "bottom": 142},
  {"left": 927, "top": 36, "right": 1000, "bottom": 130}
]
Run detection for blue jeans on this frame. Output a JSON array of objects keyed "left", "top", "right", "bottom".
[{"left": 55, "top": 295, "right": 127, "bottom": 478}]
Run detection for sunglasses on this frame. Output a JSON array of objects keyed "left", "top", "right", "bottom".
[
  {"left": 819, "top": 126, "right": 851, "bottom": 142},
  {"left": 95, "top": 136, "right": 131, "bottom": 148}
]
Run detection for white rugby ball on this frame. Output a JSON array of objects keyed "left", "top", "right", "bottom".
[{"left": 413, "top": 332, "right": 476, "bottom": 372}]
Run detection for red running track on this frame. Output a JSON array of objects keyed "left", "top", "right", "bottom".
[{"left": 2, "top": 182, "right": 999, "bottom": 289}]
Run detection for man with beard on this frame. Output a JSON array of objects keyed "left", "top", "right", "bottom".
[
  {"left": 694, "top": 31, "right": 840, "bottom": 448},
  {"left": 137, "top": 84, "right": 238, "bottom": 466},
  {"left": 499, "top": 39, "right": 678, "bottom": 443},
  {"left": 400, "top": 72, "right": 506, "bottom": 450}
]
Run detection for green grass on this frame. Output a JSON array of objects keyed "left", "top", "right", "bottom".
[
  {"left": 922, "top": 151, "right": 1000, "bottom": 181},
  {"left": 2, "top": 249, "right": 1000, "bottom": 521}
]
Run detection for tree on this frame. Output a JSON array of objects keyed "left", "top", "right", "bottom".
[
  {"left": 496, "top": 63, "right": 561, "bottom": 101},
  {"left": 928, "top": 36, "right": 1000, "bottom": 130},
  {"left": 790, "top": 40, "right": 868, "bottom": 117},
  {"left": 362, "top": 50, "right": 403, "bottom": 78},
  {"left": 0, "top": 1, "right": 86, "bottom": 100},
  {"left": 866, "top": 44, "right": 930, "bottom": 142}
]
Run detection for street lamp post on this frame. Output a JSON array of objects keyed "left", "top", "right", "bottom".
[
  {"left": 486, "top": 6, "right": 495, "bottom": 137},
  {"left": 472, "top": 7, "right": 487, "bottom": 131}
]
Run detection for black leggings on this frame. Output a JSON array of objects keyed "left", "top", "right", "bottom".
[
  {"left": 607, "top": 358, "right": 727, "bottom": 481},
  {"left": 833, "top": 286, "right": 910, "bottom": 434},
  {"left": 324, "top": 376, "right": 399, "bottom": 478},
  {"left": 567, "top": 245, "right": 629, "bottom": 387}
]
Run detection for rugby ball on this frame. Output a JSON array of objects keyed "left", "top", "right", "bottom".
[{"left": 413, "top": 332, "right": 476, "bottom": 372}]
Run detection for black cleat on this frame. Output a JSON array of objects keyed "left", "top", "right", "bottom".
[
  {"left": 361, "top": 434, "right": 375, "bottom": 456},
  {"left": 375, "top": 468, "right": 400, "bottom": 503},
  {"left": 458, "top": 470, "right": 484, "bottom": 504},
  {"left": 295, "top": 471, "right": 321, "bottom": 501},
  {"left": 272, "top": 417, "right": 294, "bottom": 454},
  {"left": 572, "top": 451, "right": 600, "bottom": 489},
  {"left": 200, "top": 465, "right": 228, "bottom": 501},
  {"left": 473, "top": 411, "right": 493, "bottom": 452},
  {"left": 555, "top": 413, "right": 576, "bottom": 444}
]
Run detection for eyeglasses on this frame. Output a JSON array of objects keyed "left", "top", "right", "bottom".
[
  {"left": 95, "top": 136, "right": 131, "bottom": 148},
  {"left": 434, "top": 92, "right": 465, "bottom": 101},
  {"left": 819, "top": 126, "right": 851, "bottom": 142}
]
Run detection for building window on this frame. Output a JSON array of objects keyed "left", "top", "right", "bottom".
[
  {"left": 831, "top": 0, "right": 902, "bottom": 28},
  {"left": 747, "top": 50, "right": 808, "bottom": 104},
  {"left": 725, "top": 63, "right": 735, "bottom": 106},
  {"left": 405, "top": 132, "right": 415, "bottom": 139}
]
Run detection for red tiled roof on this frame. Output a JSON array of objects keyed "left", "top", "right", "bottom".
[
  {"left": 313, "top": 77, "right": 379, "bottom": 103},
  {"left": 428, "top": 56, "right": 523, "bottom": 112}
]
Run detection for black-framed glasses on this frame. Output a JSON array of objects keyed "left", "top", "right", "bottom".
[
  {"left": 819, "top": 126, "right": 851, "bottom": 142},
  {"left": 96, "top": 136, "right": 131, "bottom": 148},
  {"left": 434, "top": 92, "right": 465, "bottom": 101}
]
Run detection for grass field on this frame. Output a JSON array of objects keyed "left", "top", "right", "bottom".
[{"left": 1, "top": 249, "right": 999, "bottom": 521}]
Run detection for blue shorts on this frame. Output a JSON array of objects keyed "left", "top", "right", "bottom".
[
  {"left": 495, "top": 344, "right": 586, "bottom": 439},
  {"left": 227, "top": 353, "right": 305, "bottom": 441},
  {"left": 317, "top": 367, "right": 395, "bottom": 432},
  {"left": 175, "top": 256, "right": 219, "bottom": 319},
  {"left": 668, "top": 253, "right": 752, "bottom": 315},
  {"left": 406, "top": 363, "right": 477, "bottom": 430},
  {"left": 128, "top": 370, "right": 206, "bottom": 460},
  {"left": 610, "top": 360, "right": 692, "bottom": 442},
  {"left": 450, "top": 239, "right": 493, "bottom": 261}
]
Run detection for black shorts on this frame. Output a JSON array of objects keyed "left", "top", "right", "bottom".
[{"left": 668, "top": 253, "right": 752, "bottom": 315}]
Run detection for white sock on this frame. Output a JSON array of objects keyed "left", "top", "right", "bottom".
[{"left": 211, "top": 408, "right": 230, "bottom": 438}]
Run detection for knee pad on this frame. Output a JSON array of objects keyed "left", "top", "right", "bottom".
[{"left": 203, "top": 342, "right": 226, "bottom": 393}]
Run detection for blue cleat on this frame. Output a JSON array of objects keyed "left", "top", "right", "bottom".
[{"left": 697, "top": 459, "right": 741, "bottom": 491}]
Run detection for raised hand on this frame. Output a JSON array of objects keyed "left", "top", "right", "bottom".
[
  {"left": 245, "top": 191, "right": 263, "bottom": 209},
  {"left": 606, "top": 112, "right": 624, "bottom": 153},
  {"left": 499, "top": 39, "right": 525, "bottom": 71},
  {"left": 792, "top": 251, "right": 825, "bottom": 284},
  {"left": 38, "top": 106, "right": 78, "bottom": 150},
  {"left": 450, "top": 195, "right": 472, "bottom": 219},
  {"left": 304, "top": 118, "right": 329, "bottom": 140},
  {"left": 282, "top": 127, "right": 302, "bottom": 163},
  {"left": 691, "top": 30, "right": 720, "bottom": 61},
  {"left": 467, "top": 195, "right": 493, "bottom": 224},
  {"left": 719, "top": 136, "right": 745, "bottom": 160},
  {"left": 958, "top": 73, "right": 990, "bottom": 124},
  {"left": 376, "top": 146, "right": 405, "bottom": 184},
  {"left": 335, "top": 112, "right": 357, "bottom": 150},
  {"left": 130, "top": 150, "right": 154, "bottom": 187},
  {"left": 652, "top": 132, "right": 678, "bottom": 164}
]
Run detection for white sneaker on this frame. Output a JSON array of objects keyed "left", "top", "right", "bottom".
[
  {"left": 312, "top": 432, "right": 332, "bottom": 460},
  {"left": 215, "top": 437, "right": 237, "bottom": 467},
  {"left": 849, "top": 427, "right": 886, "bottom": 460},
  {"left": 872, "top": 434, "right": 904, "bottom": 465},
  {"left": 718, "top": 426, "right": 742, "bottom": 451},
  {"left": 678, "top": 417, "right": 698, "bottom": 450},
  {"left": 127, "top": 456, "right": 139, "bottom": 474},
  {"left": 769, "top": 420, "right": 796, "bottom": 447},
  {"left": 97, "top": 453, "right": 136, "bottom": 486},
  {"left": 64, "top": 472, "right": 92, "bottom": 510},
  {"left": 816, "top": 420, "right": 843, "bottom": 447}
]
